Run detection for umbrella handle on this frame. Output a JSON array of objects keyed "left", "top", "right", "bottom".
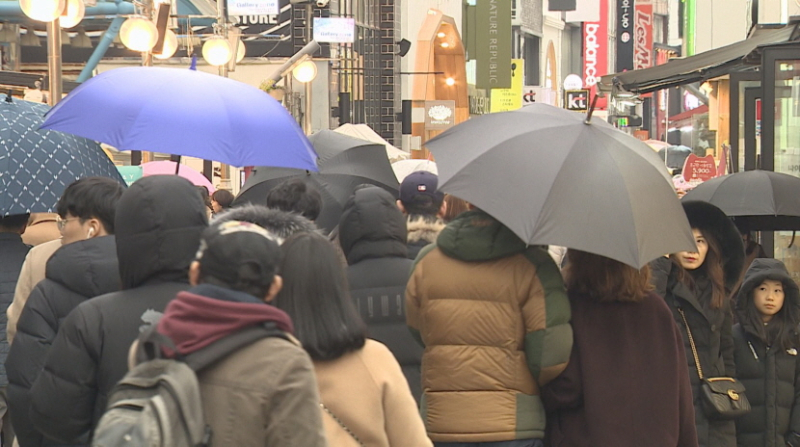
[
  {"left": 174, "top": 156, "right": 181, "bottom": 175},
  {"left": 584, "top": 94, "right": 599, "bottom": 124},
  {"left": 790, "top": 231, "right": 796, "bottom": 249}
]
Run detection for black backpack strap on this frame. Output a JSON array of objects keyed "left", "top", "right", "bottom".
[{"left": 183, "top": 322, "right": 290, "bottom": 372}]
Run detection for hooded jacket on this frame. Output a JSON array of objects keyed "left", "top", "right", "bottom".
[
  {"left": 213, "top": 203, "right": 318, "bottom": 243},
  {"left": 406, "top": 210, "right": 572, "bottom": 443},
  {"left": 153, "top": 284, "right": 328, "bottom": 446},
  {"left": 733, "top": 259, "right": 800, "bottom": 447},
  {"left": 650, "top": 201, "right": 745, "bottom": 447},
  {"left": 6, "top": 236, "right": 120, "bottom": 447},
  {"left": 0, "top": 232, "right": 30, "bottom": 386},
  {"left": 406, "top": 215, "right": 446, "bottom": 260},
  {"left": 338, "top": 186, "right": 423, "bottom": 401},
  {"left": 29, "top": 176, "right": 207, "bottom": 444}
]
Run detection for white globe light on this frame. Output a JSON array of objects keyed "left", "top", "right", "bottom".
[
  {"left": 19, "top": 0, "right": 66, "bottom": 22},
  {"left": 120, "top": 16, "right": 158, "bottom": 52},
  {"left": 59, "top": 0, "right": 85, "bottom": 29},
  {"left": 153, "top": 29, "right": 178, "bottom": 59},
  {"left": 292, "top": 61, "right": 317, "bottom": 83},
  {"left": 236, "top": 39, "right": 246, "bottom": 63},
  {"left": 202, "top": 37, "right": 232, "bottom": 66},
  {"left": 445, "top": 77, "right": 455, "bottom": 86}
]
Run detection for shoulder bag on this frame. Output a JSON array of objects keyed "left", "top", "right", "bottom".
[{"left": 677, "top": 307, "right": 751, "bottom": 420}]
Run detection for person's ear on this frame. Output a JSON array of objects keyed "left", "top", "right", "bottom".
[
  {"left": 188, "top": 261, "right": 201, "bottom": 286},
  {"left": 396, "top": 200, "right": 406, "bottom": 214},
  {"left": 264, "top": 275, "right": 283, "bottom": 303},
  {"left": 437, "top": 200, "right": 448, "bottom": 219}
]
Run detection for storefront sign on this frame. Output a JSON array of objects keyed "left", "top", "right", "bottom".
[
  {"left": 565, "top": 90, "right": 590, "bottom": 112},
  {"left": 634, "top": 4, "right": 653, "bottom": 70},
  {"left": 469, "top": 87, "right": 490, "bottom": 115},
  {"left": 476, "top": 0, "right": 512, "bottom": 89},
  {"left": 683, "top": 154, "right": 717, "bottom": 183},
  {"left": 490, "top": 59, "right": 524, "bottom": 112},
  {"left": 616, "top": 0, "right": 635, "bottom": 72},
  {"left": 425, "top": 100, "right": 457, "bottom": 130},
  {"left": 583, "top": 0, "right": 608, "bottom": 109},
  {"left": 313, "top": 17, "right": 355, "bottom": 43},
  {"left": 563, "top": 74, "right": 583, "bottom": 90},
  {"left": 228, "top": 0, "right": 278, "bottom": 16},
  {"left": 523, "top": 86, "right": 557, "bottom": 106}
]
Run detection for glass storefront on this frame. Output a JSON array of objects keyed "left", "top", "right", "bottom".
[{"left": 772, "top": 60, "right": 800, "bottom": 282}]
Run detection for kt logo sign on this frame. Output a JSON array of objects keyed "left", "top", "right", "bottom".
[{"left": 565, "top": 89, "right": 590, "bottom": 112}]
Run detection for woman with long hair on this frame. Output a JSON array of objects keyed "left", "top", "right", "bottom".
[
  {"left": 541, "top": 250, "right": 698, "bottom": 446},
  {"left": 651, "top": 201, "right": 745, "bottom": 447},
  {"left": 733, "top": 258, "right": 800, "bottom": 446},
  {"left": 274, "top": 232, "right": 431, "bottom": 447}
]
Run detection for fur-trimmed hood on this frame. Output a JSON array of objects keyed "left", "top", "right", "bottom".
[
  {"left": 682, "top": 200, "right": 745, "bottom": 292},
  {"left": 406, "top": 215, "right": 446, "bottom": 245},
  {"left": 213, "top": 204, "right": 318, "bottom": 244}
]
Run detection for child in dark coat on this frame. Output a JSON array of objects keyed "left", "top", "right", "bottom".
[{"left": 733, "top": 258, "right": 800, "bottom": 447}]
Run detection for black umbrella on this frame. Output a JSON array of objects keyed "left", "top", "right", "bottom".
[
  {"left": 657, "top": 145, "right": 692, "bottom": 171},
  {"left": 425, "top": 102, "right": 696, "bottom": 269},
  {"left": 682, "top": 170, "right": 800, "bottom": 231},
  {"left": 234, "top": 130, "right": 400, "bottom": 233}
]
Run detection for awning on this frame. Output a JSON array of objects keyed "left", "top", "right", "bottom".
[{"left": 599, "top": 23, "right": 800, "bottom": 94}]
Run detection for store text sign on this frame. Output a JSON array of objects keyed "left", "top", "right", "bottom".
[
  {"left": 228, "top": 0, "right": 278, "bottom": 17},
  {"left": 313, "top": 18, "right": 355, "bottom": 43},
  {"left": 425, "top": 101, "right": 456, "bottom": 130},
  {"left": 583, "top": 0, "right": 608, "bottom": 109},
  {"left": 683, "top": 154, "right": 717, "bottom": 183},
  {"left": 634, "top": 4, "right": 653, "bottom": 69},
  {"left": 476, "top": 0, "right": 512, "bottom": 89}
]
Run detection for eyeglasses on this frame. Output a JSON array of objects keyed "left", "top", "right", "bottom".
[{"left": 56, "top": 216, "right": 78, "bottom": 231}]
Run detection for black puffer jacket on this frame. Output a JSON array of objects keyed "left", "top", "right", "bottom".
[
  {"left": 339, "top": 186, "right": 422, "bottom": 401},
  {"left": 733, "top": 259, "right": 800, "bottom": 447},
  {"left": 28, "top": 176, "right": 207, "bottom": 444},
  {"left": 0, "top": 233, "right": 30, "bottom": 386},
  {"left": 6, "top": 236, "right": 119, "bottom": 447},
  {"left": 650, "top": 200, "right": 745, "bottom": 447}
]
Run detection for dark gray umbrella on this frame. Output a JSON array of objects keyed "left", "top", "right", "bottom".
[
  {"left": 425, "top": 102, "right": 696, "bottom": 268},
  {"left": 0, "top": 97, "right": 126, "bottom": 216},
  {"left": 235, "top": 130, "right": 400, "bottom": 233},
  {"left": 657, "top": 145, "right": 692, "bottom": 171},
  {"left": 682, "top": 170, "right": 800, "bottom": 231}
]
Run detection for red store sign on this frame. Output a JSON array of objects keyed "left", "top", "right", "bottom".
[
  {"left": 633, "top": 4, "right": 653, "bottom": 70},
  {"left": 583, "top": 0, "right": 608, "bottom": 109}
]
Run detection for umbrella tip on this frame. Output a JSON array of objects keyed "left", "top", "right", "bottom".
[
  {"left": 189, "top": 55, "right": 197, "bottom": 71},
  {"left": 583, "top": 94, "right": 599, "bottom": 124},
  {"left": 4, "top": 90, "right": 12, "bottom": 103}
]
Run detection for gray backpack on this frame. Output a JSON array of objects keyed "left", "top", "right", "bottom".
[{"left": 92, "top": 323, "right": 288, "bottom": 447}]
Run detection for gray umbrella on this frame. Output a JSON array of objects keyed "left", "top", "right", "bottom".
[
  {"left": 425, "top": 102, "right": 696, "bottom": 268},
  {"left": 682, "top": 170, "right": 800, "bottom": 231}
]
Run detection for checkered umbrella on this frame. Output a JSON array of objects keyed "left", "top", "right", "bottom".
[{"left": 0, "top": 97, "right": 125, "bottom": 216}]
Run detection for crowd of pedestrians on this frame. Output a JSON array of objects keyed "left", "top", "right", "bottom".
[{"left": 0, "top": 170, "right": 799, "bottom": 447}]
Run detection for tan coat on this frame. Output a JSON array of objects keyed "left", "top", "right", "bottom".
[
  {"left": 314, "top": 340, "right": 432, "bottom": 447},
  {"left": 21, "top": 214, "right": 60, "bottom": 247},
  {"left": 198, "top": 336, "right": 328, "bottom": 446},
  {"left": 7, "top": 239, "right": 61, "bottom": 343},
  {"left": 405, "top": 210, "right": 573, "bottom": 443}
]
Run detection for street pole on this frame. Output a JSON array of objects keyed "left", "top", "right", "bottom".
[
  {"left": 303, "top": 3, "right": 312, "bottom": 134},
  {"left": 46, "top": 18, "right": 62, "bottom": 106}
]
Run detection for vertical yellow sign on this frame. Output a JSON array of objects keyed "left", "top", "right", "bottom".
[{"left": 490, "top": 59, "right": 524, "bottom": 112}]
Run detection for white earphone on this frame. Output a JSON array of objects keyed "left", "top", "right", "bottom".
[{"left": 87, "top": 228, "right": 95, "bottom": 238}]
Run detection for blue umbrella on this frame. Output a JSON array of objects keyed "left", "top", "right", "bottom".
[
  {"left": 0, "top": 97, "right": 126, "bottom": 216},
  {"left": 40, "top": 66, "right": 318, "bottom": 170}
]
